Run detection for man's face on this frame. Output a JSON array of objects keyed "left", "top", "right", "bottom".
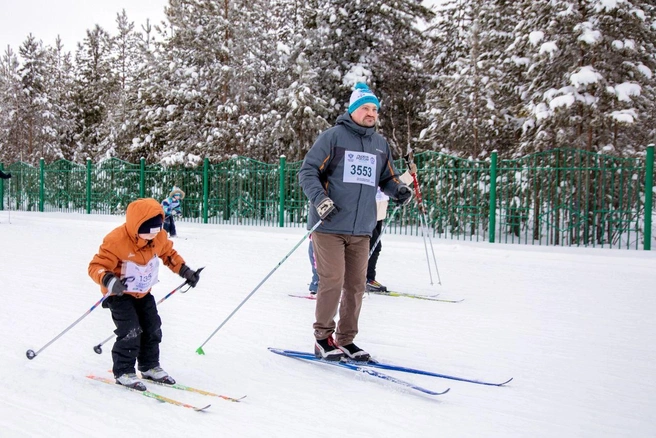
[{"left": 351, "top": 103, "right": 378, "bottom": 127}]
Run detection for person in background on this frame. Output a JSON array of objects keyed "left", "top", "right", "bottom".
[
  {"left": 308, "top": 236, "right": 319, "bottom": 295},
  {"left": 366, "top": 163, "right": 416, "bottom": 292},
  {"left": 161, "top": 186, "right": 185, "bottom": 238},
  {"left": 0, "top": 169, "right": 11, "bottom": 179},
  {"left": 88, "top": 198, "right": 201, "bottom": 391},
  {"left": 299, "top": 82, "right": 413, "bottom": 362}
]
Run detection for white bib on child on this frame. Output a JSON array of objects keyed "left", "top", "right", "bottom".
[
  {"left": 123, "top": 256, "right": 160, "bottom": 292},
  {"left": 343, "top": 151, "right": 376, "bottom": 187}
]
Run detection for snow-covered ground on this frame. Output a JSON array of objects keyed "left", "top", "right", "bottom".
[{"left": 1, "top": 211, "right": 654, "bottom": 437}]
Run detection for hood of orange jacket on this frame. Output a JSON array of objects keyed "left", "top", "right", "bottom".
[
  {"left": 126, "top": 197, "right": 165, "bottom": 243},
  {"left": 88, "top": 198, "right": 185, "bottom": 298}
]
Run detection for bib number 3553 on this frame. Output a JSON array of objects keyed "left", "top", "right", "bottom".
[{"left": 343, "top": 151, "right": 376, "bottom": 187}]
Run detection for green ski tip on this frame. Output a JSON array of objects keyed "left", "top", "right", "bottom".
[{"left": 196, "top": 347, "right": 205, "bottom": 355}]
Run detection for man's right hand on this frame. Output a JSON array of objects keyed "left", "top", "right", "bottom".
[{"left": 316, "top": 197, "right": 337, "bottom": 221}]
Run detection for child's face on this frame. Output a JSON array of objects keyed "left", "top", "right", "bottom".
[{"left": 139, "top": 232, "right": 158, "bottom": 241}]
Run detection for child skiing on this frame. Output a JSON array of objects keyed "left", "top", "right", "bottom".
[
  {"left": 88, "top": 198, "right": 201, "bottom": 390},
  {"left": 161, "top": 186, "right": 184, "bottom": 237}
]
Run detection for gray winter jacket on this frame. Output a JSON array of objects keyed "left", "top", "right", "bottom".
[{"left": 298, "top": 112, "right": 406, "bottom": 236}]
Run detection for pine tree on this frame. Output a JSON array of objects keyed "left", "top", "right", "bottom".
[
  {"left": 0, "top": 46, "right": 22, "bottom": 163},
  {"left": 423, "top": 0, "right": 520, "bottom": 157},
  {"left": 16, "top": 34, "right": 50, "bottom": 164},
  {"left": 42, "top": 38, "right": 77, "bottom": 161},
  {"left": 263, "top": 0, "right": 331, "bottom": 162},
  {"left": 111, "top": 10, "right": 149, "bottom": 159},
  {"left": 514, "top": 0, "right": 656, "bottom": 154},
  {"left": 73, "top": 25, "right": 120, "bottom": 161},
  {"left": 305, "top": 0, "right": 434, "bottom": 156}
]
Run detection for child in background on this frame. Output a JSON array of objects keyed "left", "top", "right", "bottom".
[
  {"left": 88, "top": 197, "right": 201, "bottom": 391},
  {"left": 308, "top": 236, "right": 319, "bottom": 295},
  {"left": 161, "top": 186, "right": 185, "bottom": 238}
]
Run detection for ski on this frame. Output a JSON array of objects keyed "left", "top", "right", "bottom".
[
  {"left": 367, "top": 290, "right": 464, "bottom": 303},
  {"left": 289, "top": 294, "right": 368, "bottom": 300},
  {"left": 270, "top": 349, "right": 512, "bottom": 387},
  {"left": 105, "top": 371, "right": 245, "bottom": 402},
  {"left": 87, "top": 375, "right": 211, "bottom": 411},
  {"left": 288, "top": 294, "right": 316, "bottom": 300},
  {"left": 268, "top": 348, "right": 449, "bottom": 396},
  {"left": 142, "top": 379, "right": 245, "bottom": 402}
]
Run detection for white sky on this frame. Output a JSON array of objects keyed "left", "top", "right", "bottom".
[
  {"left": 0, "top": 1, "right": 448, "bottom": 54},
  {"left": 2, "top": 211, "right": 655, "bottom": 436},
  {"left": 0, "top": 0, "right": 169, "bottom": 52}
]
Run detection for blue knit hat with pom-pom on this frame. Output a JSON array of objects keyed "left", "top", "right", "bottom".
[{"left": 348, "top": 83, "right": 380, "bottom": 114}]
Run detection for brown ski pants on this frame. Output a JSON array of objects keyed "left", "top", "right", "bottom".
[{"left": 311, "top": 231, "right": 369, "bottom": 345}]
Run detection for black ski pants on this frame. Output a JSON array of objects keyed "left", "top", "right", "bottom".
[
  {"left": 106, "top": 293, "right": 162, "bottom": 377},
  {"left": 163, "top": 215, "right": 177, "bottom": 237},
  {"left": 367, "top": 220, "right": 383, "bottom": 281}
]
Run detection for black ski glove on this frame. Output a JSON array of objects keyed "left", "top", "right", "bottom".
[
  {"left": 394, "top": 184, "right": 413, "bottom": 206},
  {"left": 179, "top": 264, "right": 201, "bottom": 287},
  {"left": 102, "top": 272, "right": 127, "bottom": 296},
  {"left": 315, "top": 197, "right": 337, "bottom": 221}
]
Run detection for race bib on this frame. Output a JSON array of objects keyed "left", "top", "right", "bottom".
[
  {"left": 122, "top": 257, "right": 160, "bottom": 293},
  {"left": 343, "top": 151, "right": 376, "bottom": 186}
]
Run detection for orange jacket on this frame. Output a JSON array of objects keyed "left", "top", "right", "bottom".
[{"left": 88, "top": 198, "right": 186, "bottom": 299}]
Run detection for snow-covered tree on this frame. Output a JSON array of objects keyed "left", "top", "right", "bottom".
[
  {"left": 73, "top": 25, "right": 120, "bottom": 161},
  {"left": 304, "top": 0, "right": 434, "bottom": 156},
  {"left": 423, "top": 0, "right": 521, "bottom": 157},
  {"left": 0, "top": 46, "right": 22, "bottom": 163},
  {"left": 515, "top": 0, "right": 656, "bottom": 155}
]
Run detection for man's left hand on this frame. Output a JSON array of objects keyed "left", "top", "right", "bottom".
[{"left": 394, "top": 184, "right": 413, "bottom": 206}]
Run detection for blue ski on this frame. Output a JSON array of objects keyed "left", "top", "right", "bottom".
[
  {"left": 268, "top": 348, "right": 449, "bottom": 396},
  {"left": 270, "top": 348, "right": 512, "bottom": 387}
]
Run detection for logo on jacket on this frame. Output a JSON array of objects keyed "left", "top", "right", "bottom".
[{"left": 128, "top": 252, "right": 135, "bottom": 258}]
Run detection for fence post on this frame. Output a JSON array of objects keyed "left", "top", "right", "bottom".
[
  {"left": 140, "top": 157, "right": 145, "bottom": 198},
  {"left": 0, "top": 163, "right": 4, "bottom": 211},
  {"left": 644, "top": 144, "right": 654, "bottom": 250},
  {"left": 278, "top": 155, "right": 286, "bottom": 227},
  {"left": 488, "top": 151, "right": 498, "bottom": 243},
  {"left": 86, "top": 158, "right": 92, "bottom": 214},
  {"left": 203, "top": 158, "right": 209, "bottom": 224},
  {"left": 39, "top": 158, "right": 45, "bottom": 212}
]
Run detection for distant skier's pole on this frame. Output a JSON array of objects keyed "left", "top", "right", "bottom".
[
  {"left": 406, "top": 150, "right": 441, "bottom": 285},
  {"left": 369, "top": 205, "right": 400, "bottom": 258},
  {"left": 26, "top": 293, "right": 114, "bottom": 360},
  {"left": 7, "top": 177, "right": 10, "bottom": 224},
  {"left": 92, "top": 271, "right": 203, "bottom": 354},
  {"left": 196, "top": 220, "right": 322, "bottom": 355}
]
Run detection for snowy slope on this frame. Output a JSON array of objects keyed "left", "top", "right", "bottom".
[{"left": 1, "top": 211, "right": 654, "bottom": 437}]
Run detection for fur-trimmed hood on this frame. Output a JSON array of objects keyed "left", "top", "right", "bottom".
[{"left": 169, "top": 186, "right": 185, "bottom": 199}]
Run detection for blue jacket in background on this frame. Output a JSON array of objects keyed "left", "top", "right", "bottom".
[{"left": 161, "top": 197, "right": 181, "bottom": 217}]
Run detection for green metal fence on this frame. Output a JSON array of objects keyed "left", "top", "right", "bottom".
[{"left": 1, "top": 146, "right": 654, "bottom": 250}]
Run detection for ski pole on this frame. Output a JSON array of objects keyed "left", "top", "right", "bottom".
[
  {"left": 369, "top": 205, "right": 400, "bottom": 258},
  {"left": 196, "top": 220, "right": 322, "bottom": 355},
  {"left": 406, "top": 151, "right": 442, "bottom": 285},
  {"left": 26, "top": 292, "right": 114, "bottom": 360},
  {"left": 92, "top": 268, "right": 204, "bottom": 354},
  {"left": 7, "top": 177, "right": 10, "bottom": 224}
]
